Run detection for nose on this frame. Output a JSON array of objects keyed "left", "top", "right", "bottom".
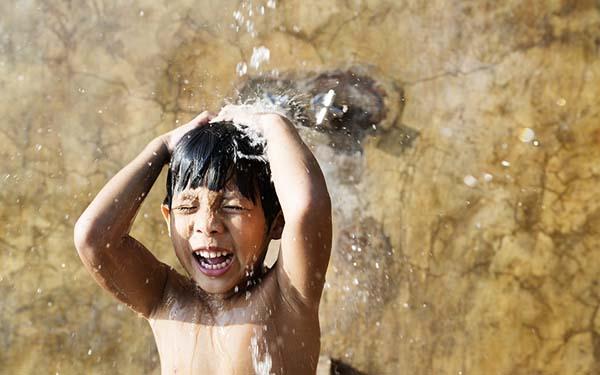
[{"left": 192, "top": 209, "right": 224, "bottom": 235}]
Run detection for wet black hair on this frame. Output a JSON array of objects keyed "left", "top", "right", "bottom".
[{"left": 164, "top": 121, "right": 281, "bottom": 228}]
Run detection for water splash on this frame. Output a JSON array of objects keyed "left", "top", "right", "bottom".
[
  {"left": 231, "top": 1, "right": 278, "bottom": 75},
  {"left": 250, "top": 46, "right": 270, "bottom": 69},
  {"left": 250, "top": 328, "right": 273, "bottom": 375},
  {"left": 236, "top": 62, "right": 248, "bottom": 77}
]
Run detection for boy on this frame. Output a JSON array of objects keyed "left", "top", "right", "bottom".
[{"left": 73, "top": 107, "right": 332, "bottom": 374}]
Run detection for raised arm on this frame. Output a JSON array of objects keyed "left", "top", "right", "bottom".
[
  {"left": 215, "top": 107, "right": 332, "bottom": 305},
  {"left": 73, "top": 112, "right": 213, "bottom": 317}
]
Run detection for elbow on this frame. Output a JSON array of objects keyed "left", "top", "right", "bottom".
[
  {"left": 73, "top": 216, "right": 93, "bottom": 255},
  {"left": 73, "top": 216, "right": 107, "bottom": 257}
]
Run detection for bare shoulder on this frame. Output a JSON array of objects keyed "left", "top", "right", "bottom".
[{"left": 148, "top": 268, "right": 203, "bottom": 321}]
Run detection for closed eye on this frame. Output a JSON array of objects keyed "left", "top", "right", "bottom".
[
  {"left": 175, "top": 206, "right": 197, "bottom": 213},
  {"left": 222, "top": 205, "right": 245, "bottom": 212}
]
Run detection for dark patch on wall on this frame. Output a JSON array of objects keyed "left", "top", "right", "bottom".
[{"left": 233, "top": 68, "right": 398, "bottom": 153}]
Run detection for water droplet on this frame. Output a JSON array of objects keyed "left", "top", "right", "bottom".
[
  {"left": 236, "top": 62, "right": 248, "bottom": 76},
  {"left": 36, "top": 288, "right": 42, "bottom": 294},
  {"left": 353, "top": 278, "right": 359, "bottom": 286},
  {"left": 233, "top": 10, "right": 243, "bottom": 22},
  {"left": 518, "top": 128, "right": 535, "bottom": 143},
  {"left": 501, "top": 160, "right": 510, "bottom": 168},
  {"left": 250, "top": 46, "right": 270, "bottom": 69},
  {"left": 34, "top": 144, "right": 42, "bottom": 152},
  {"left": 139, "top": 10, "right": 145, "bottom": 16},
  {"left": 482, "top": 173, "right": 493, "bottom": 182},
  {"left": 463, "top": 175, "right": 477, "bottom": 187},
  {"left": 88, "top": 349, "right": 92, "bottom": 355}
]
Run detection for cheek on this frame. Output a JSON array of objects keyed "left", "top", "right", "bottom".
[
  {"left": 172, "top": 216, "right": 192, "bottom": 235},
  {"left": 238, "top": 214, "right": 267, "bottom": 245}
]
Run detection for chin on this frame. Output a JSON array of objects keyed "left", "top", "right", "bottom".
[{"left": 189, "top": 261, "right": 244, "bottom": 296}]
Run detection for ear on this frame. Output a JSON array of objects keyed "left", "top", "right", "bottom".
[
  {"left": 160, "top": 204, "right": 172, "bottom": 237},
  {"left": 268, "top": 212, "right": 285, "bottom": 240}
]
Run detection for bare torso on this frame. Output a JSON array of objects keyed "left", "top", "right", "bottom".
[{"left": 148, "top": 269, "right": 320, "bottom": 375}]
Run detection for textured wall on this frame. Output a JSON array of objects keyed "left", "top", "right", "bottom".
[{"left": 2, "top": 0, "right": 600, "bottom": 374}]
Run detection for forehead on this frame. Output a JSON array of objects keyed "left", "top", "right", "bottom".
[{"left": 173, "top": 184, "right": 242, "bottom": 201}]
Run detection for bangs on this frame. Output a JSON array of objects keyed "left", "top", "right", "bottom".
[{"left": 165, "top": 122, "right": 268, "bottom": 206}]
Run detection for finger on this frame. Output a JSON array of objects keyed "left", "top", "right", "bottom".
[
  {"left": 210, "top": 114, "right": 227, "bottom": 123},
  {"left": 199, "top": 112, "right": 216, "bottom": 124},
  {"left": 189, "top": 111, "right": 211, "bottom": 125}
]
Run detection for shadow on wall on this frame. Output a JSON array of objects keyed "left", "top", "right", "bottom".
[{"left": 318, "top": 356, "right": 368, "bottom": 375}]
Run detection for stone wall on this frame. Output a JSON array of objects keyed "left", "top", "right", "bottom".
[{"left": 1, "top": 0, "right": 599, "bottom": 374}]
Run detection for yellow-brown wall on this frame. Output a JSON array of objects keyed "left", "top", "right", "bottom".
[{"left": 2, "top": 1, "right": 599, "bottom": 374}]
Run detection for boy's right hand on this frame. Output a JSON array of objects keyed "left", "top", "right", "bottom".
[{"left": 160, "top": 111, "right": 215, "bottom": 154}]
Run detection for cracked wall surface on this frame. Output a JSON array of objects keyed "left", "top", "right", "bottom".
[{"left": 1, "top": 0, "right": 600, "bottom": 374}]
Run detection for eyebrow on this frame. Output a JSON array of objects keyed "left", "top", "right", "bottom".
[{"left": 175, "top": 192, "right": 198, "bottom": 201}]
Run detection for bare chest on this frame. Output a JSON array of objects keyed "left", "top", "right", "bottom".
[
  {"left": 148, "top": 272, "right": 321, "bottom": 374},
  {"left": 150, "top": 320, "right": 278, "bottom": 374}
]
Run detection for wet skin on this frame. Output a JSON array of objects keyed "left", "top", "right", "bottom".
[
  {"left": 149, "top": 263, "right": 321, "bottom": 374},
  {"left": 162, "top": 185, "right": 271, "bottom": 296},
  {"left": 153, "top": 185, "right": 321, "bottom": 374},
  {"left": 74, "top": 111, "right": 332, "bottom": 374}
]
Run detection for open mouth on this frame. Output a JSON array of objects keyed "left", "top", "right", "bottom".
[{"left": 192, "top": 249, "right": 234, "bottom": 276}]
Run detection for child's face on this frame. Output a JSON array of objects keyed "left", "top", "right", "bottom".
[{"left": 161, "top": 184, "right": 270, "bottom": 295}]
